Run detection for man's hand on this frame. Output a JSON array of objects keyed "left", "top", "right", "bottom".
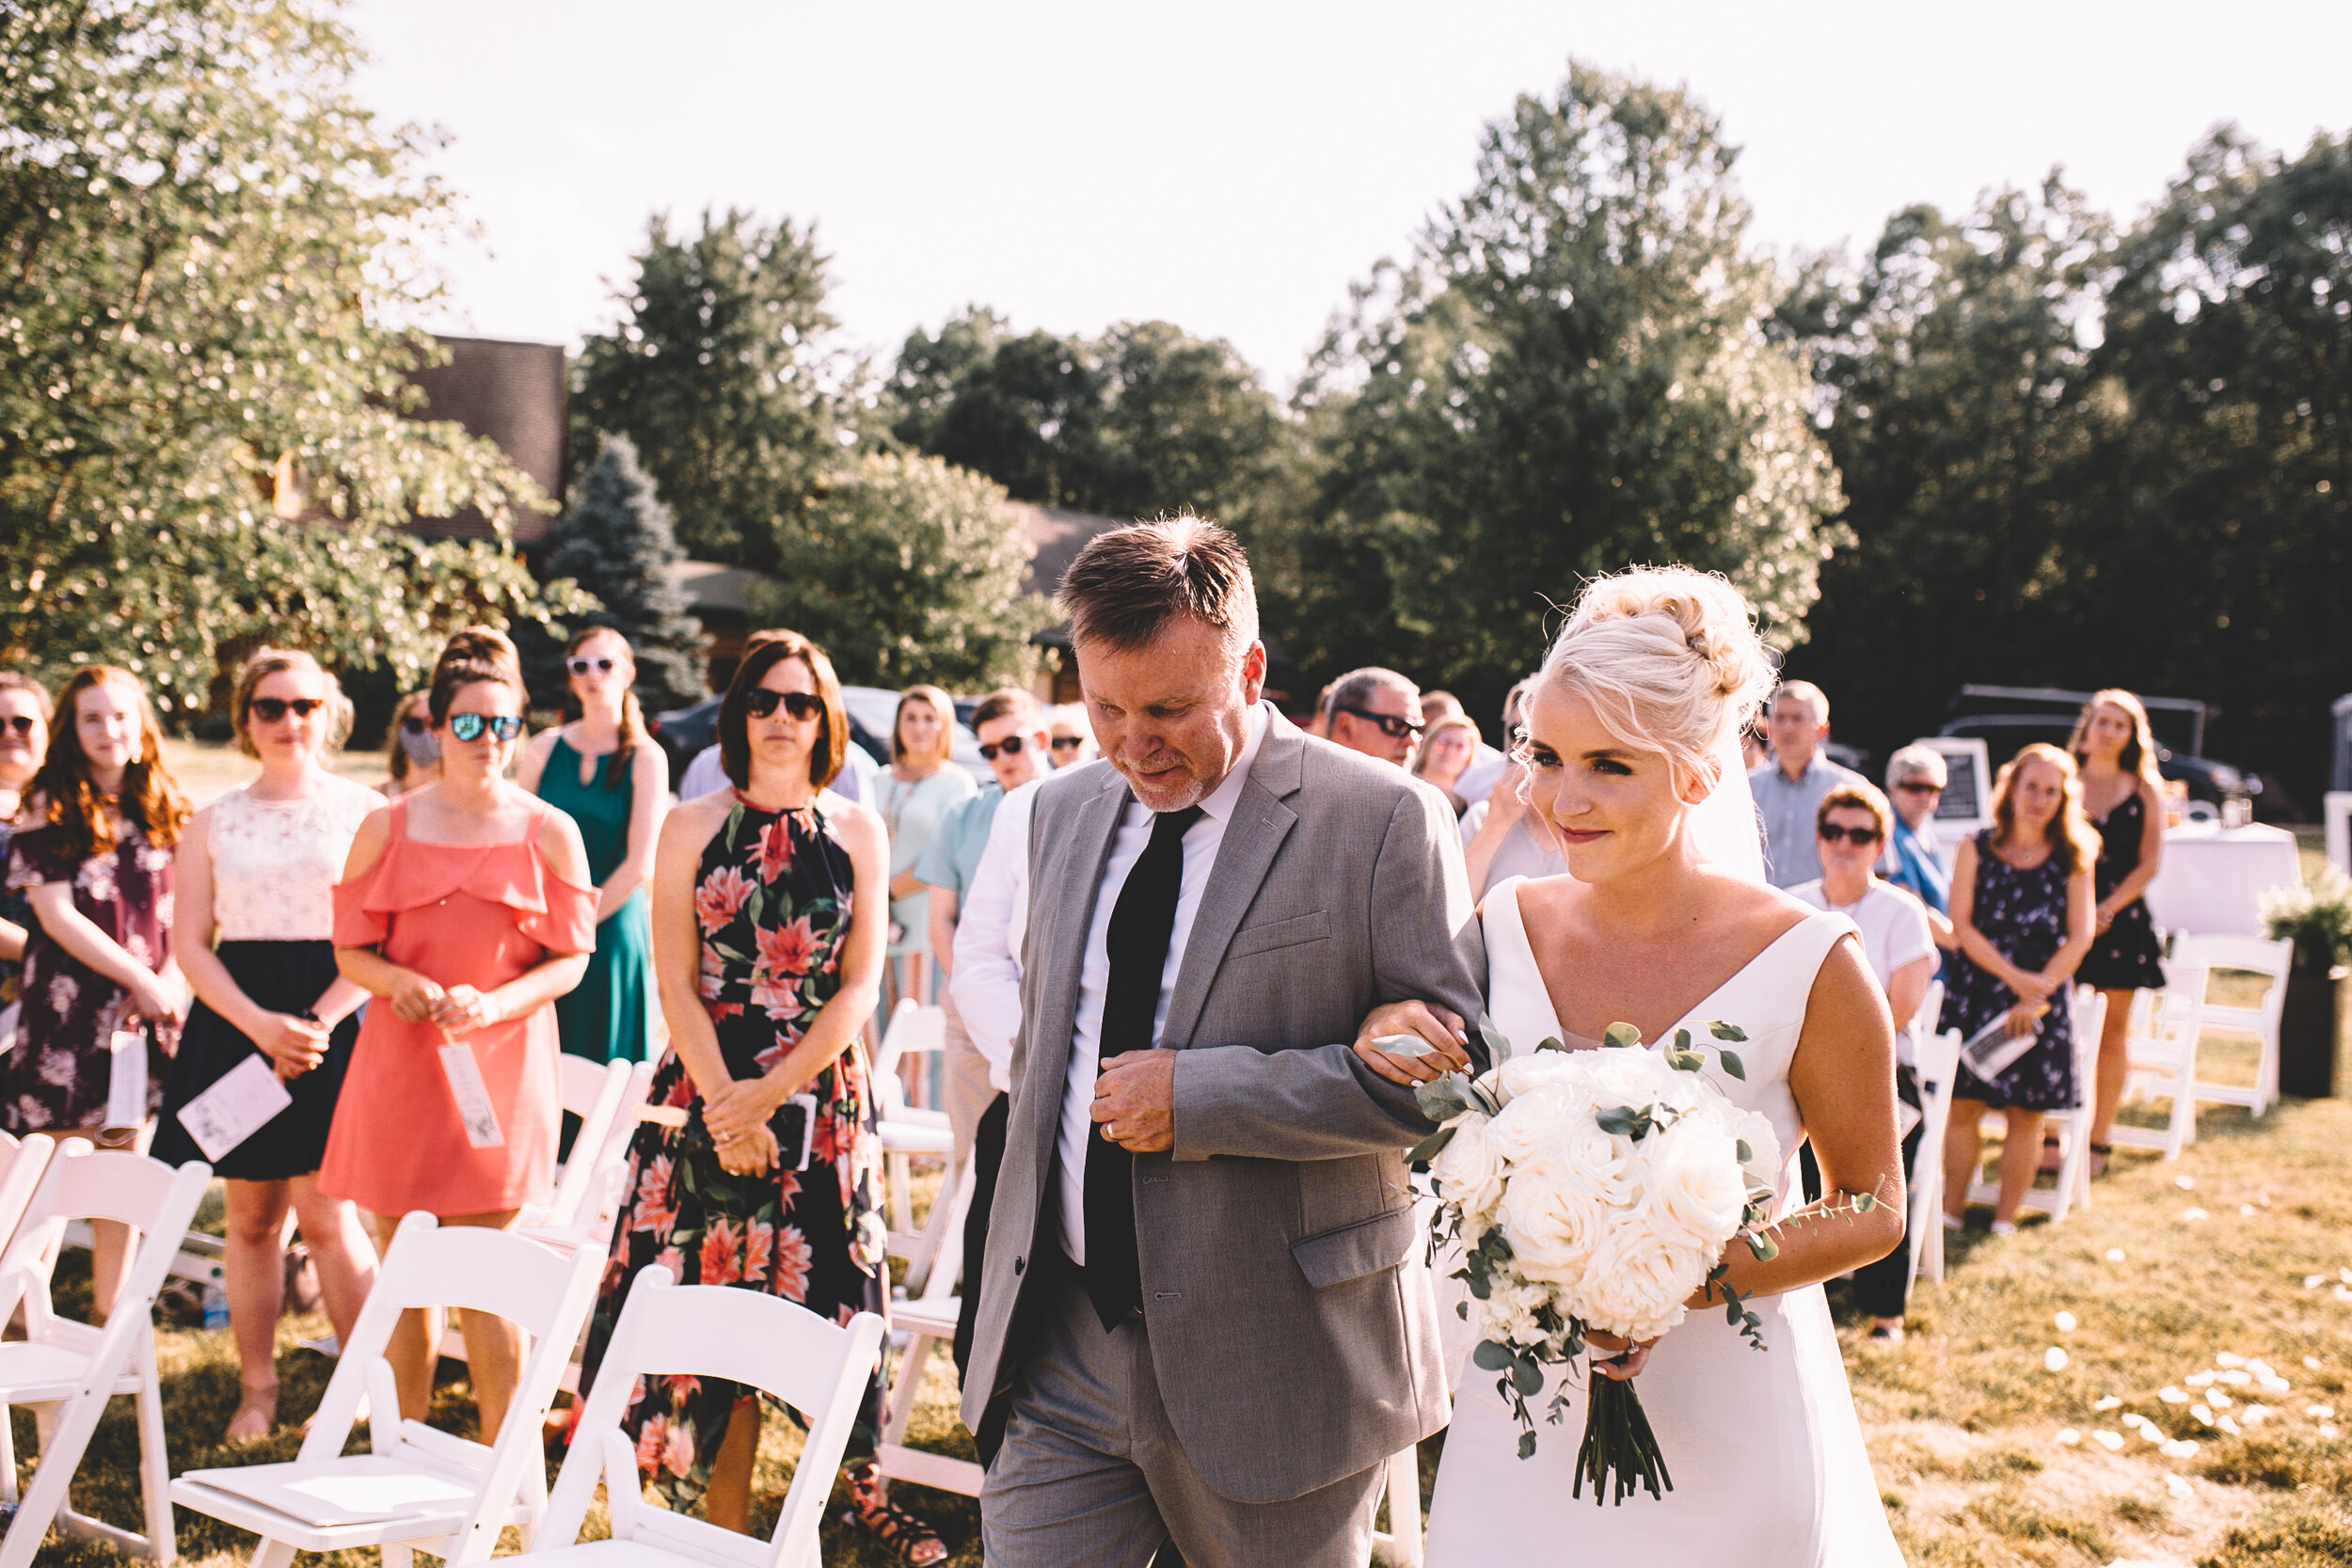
[{"left": 1093, "top": 1050, "right": 1176, "bottom": 1153}]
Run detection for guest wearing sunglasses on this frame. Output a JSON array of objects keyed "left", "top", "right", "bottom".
[
  {"left": 519, "top": 626, "right": 667, "bottom": 1065},
  {"left": 880, "top": 686, "right": 976, "bottom": 1013},
  {"left": 1322, "top": 666, "right": 1423, "bottom": 767},
  {"left": 154, "top": 649, "right": 381, "bottom": 1440},
  {"left": 0, "top": 673, "right": 55, "bottom": 1025},
  {"left": 1883, "top": 744, "right": 1955, "bottom": 948},
  {"left": 326, "top": 627, "right": 596, "bottom": 1438},
  {"left": 1046, "top": 703, "right": 1093, "bottom": 768},
  {"left": 378, "top": 689, "right": 440, "bottom": 800},
  {"left": 679, "top": 630, "right": 877, "bottom": 806},
  {"left": 1789, "top": 781, "right": 1937, "bottom": 1343}
]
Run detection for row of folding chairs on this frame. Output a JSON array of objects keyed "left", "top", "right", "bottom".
[{"left": 2111, "top": 933, "right": 2295, "bottom": 1160}]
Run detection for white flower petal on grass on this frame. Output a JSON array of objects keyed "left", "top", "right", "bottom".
[
  {"left": 2186, "top": 1370, "right": 2217, "bottom": 1387},
  {"left": 2217, "top": 1353, "right": 2248, "bottom": 1368},
  {"left": 2054, "top": 1310, "right": 2078, "bottom": 1332},
  {"left": 2104, "top": 1247, "right": 2127, "bottom": 1262},
  {"left": 2221, "top": 1370, "right": 2253, "bottom": 1386},
  {"left": 2208, "top": 1389, "right": 2233, "bottom": 1407},
  {"left": 2219, "top": 1414, "right": 2242, "bottom": 1434},
  {"left": 2167, "top": 1473, "right": 2195, "bottom": 1499},
  {"left": 2181, "top": 1207, "right": 2209, "bottom": 1222},
  {"left": 2045, "top": 1347, "right": 2071, "bottom": 1371},
  {"left": 2056, "top": 1427, "right": 2081, "bottom": 1446},
  {"left": 2339, "top": 1266, "right": 2352, "bottom": 1284},
  {"left": 2093, "top": 1396, "right": 2123, "bottom": 1411},
  {"left": 2191, "top": 1405, "right": 2214, "bottom": 1425},
  {"left": 2160, "top": 1386, "right": 2191, "bottom": 1404},
  {"left": 2160, "top": 1438, "right": 2200, "bottom": 1458},
  {"left": 2140, "top": 1426, "right": 2168, "bottom": 1446},
  {"left": 2175, "top": 1174, "right": 2196, "bottom": 1189},
  {"left": 2322, "top": 1423, "right": 2343, "bottom": 1440},
  {"left": 2240, "top": 1203, "right": 2258, "bottom": 1217},
  {"left": 2307, "top": 1404, "right": 2336, "bottom": 1419},
  {"left": 2305, "top": 1355, "right": 2324, "bottom": 1370},
  {"left": 2307, "top": 1275, "right": 2327, "bottom": 1289},
  {"left": 2258, "top": 1375, "right": 2292, "bottom": 1395},
  {"left": 2243, "top": 1403, "right": 2271, "bottom": 1424},
  {"left": 2092, "top": 1429, "right": 2126, "bottom": 1450},
  {"left": 2334, "top": 1285, "right": 2352, "bottom": 1303}
]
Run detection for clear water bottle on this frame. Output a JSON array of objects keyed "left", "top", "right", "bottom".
[{"left": 201, "top": 1280, "right": 229, "bottom": 1331}]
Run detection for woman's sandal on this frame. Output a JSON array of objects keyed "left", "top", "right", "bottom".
[
  {"left": 842, "top": 1460, "right": 946, "bottom": 1566},
  {"left": 225, "top": 1380, "right": 278, "bottom": 1444},
  {"left": 2089, "top": 1142, "right": 2113, "bottom": 1178},
  {"left": 2037, "top": 1133, "right": 2067, "bottom": 1175}
]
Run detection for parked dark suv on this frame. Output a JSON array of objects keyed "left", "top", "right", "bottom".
[{"left": 1935, "top": 686, "right": 2259, "bottom": 816}]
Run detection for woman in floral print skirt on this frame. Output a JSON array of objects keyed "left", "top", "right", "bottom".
[{"left": 580, "top": 631, "right": 945, "bottom": 1564}]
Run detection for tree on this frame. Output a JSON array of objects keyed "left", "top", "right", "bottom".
[
  {"left": 570, "top": 210, "right": 865, "bottom": 569},
  {"left": 1283, "top": 64, "right": 1844, "bottom": 722},
  {"left": 0, "top": 0, "right": 577, "bottom": 710},
  {"left": 526, "top": 435, "right": 705, "bottom": 713},
  {"left": 751, "top": 452, "right": 1048, "bottom": 689}
]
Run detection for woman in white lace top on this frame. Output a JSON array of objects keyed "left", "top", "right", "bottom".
[{"left": 156, "top": 650, "right": 382, "bottom": 1443}]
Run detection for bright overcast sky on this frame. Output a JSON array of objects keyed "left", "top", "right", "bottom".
[{"left": 347, "top": 0, "right": 2352, "bottom": 387}]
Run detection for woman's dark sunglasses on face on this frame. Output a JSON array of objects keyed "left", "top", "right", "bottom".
[
  {"left": 447, "top": 712, "right": 525, "bottom": 742},
  {"left": 250, "top": 697, "right": 326, "bottom": 722},
  {"left": 0, "top": 715, "right": 37, "bottom": 736},
  {"left": 746, "top": 689, "right": 823, "bottom": 721},
  {"left": 1817, "top": 823, "right": 1883, "bottom": 846},
  {"left": 567, "top": 657, "right": 616, "bottom": 676},
  {"left": 1050, "top": 736, "right": 1083, "bottom": 752},
  {"left": 400, "top": 716, "right": 429, "bottom": 736},
  {"left": 978, "top": 735, "right": 1028, "bottom": 761}
]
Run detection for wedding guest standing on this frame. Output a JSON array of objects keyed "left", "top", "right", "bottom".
[
  {"left": 1883, "top": 744, "right": 1954, "bottom": 946},
  {"left": 519, "top": 627, "right": 666, "bottom": 1065},
  {"left": 1750, "top": 680, "right": 1865, "bottom": 888},
  {"left": 879, "top": 685, "right": 975, "bottom": 1010},
  {"left": 1412, "top": 714, "right": 1480, "bottom": 815},
  {"left": 1789, "top": 782, "right": 1936, "bottom": 1342},
  {"left": 326, "top": 628, "right": 596, "bottom": 1437},
  {"left": 1939, "top": 744, "right": 2096, "bottom": 1235},
  {"left": 0, "top": 673, "right": 54, "bottom": 1015},
  {"left": 1047, "top": 704, "right": 1093, "bottom": 768},
  {"left": 580, "top": 632, "right": 944, "bottom": 1561},
  {"left": 2072, "top": 690, "right": 2169, "bottom": 1174},
  {"left": 378, "top": 689, "right": 441, "bottom": 800},
  {"left": 152, "top": 650, "right": 381, "bottom": 1441},
  {"left": 2, "top": 667, "right": 188, "bottom": 1319}
]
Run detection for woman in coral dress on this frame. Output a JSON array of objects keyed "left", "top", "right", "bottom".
[
  {"left": 326, "top": 628, "right": 596, "bottom": 1440},
  {"left": 580, "top": 631, "right": 944, "bottom": 1564}
]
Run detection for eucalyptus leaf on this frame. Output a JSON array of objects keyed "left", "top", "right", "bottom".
[
  {"left": 1511, "top": 1357, "right": 1544, "bottom": 1397},
  {"left": 1596, "top": 1105, "right": 1653, "bottom": 1138},
  {"left": 1735, "top": 1138, "right": 1753, "bottom": 1163},
  {"left": 1708, "top": 1022, "right": 1749, "bottom": 1042},
  {"left": 1406, "top": 1125, "right": 1457, "bottom": 1165},
  {"left": 1672, "top": 1027, "right": 1692, "bottom": 1052},
  {"left": 1851, "top": 1192, "right": 1878, "bottom": 1212},
  {"left": 1375, "top": 1033, "right": 1438, "bottom": 1059},
  {"left": 1536, "top": 1036, "right": 1568, "bottom": 1053},
  {"left": 1715, "top": 1049, "right": 1747, "bottom": 1081},
  {"left": 1601, "top": 1022, "right": 1643, "bottom": 1051},
  {"left": 1518, "top": 1431, "right": 1538, "bottom": 1461},
  {"left": 1414, "top": 1076, "right": 1474, "bottom": 1122},
  {"left": 1472, "top": 1340, "right": 1517, "bottom": 1372},
  {"left": 1476, "top": 1013, "right": 1513, "bottom": 1065},
  {"left": 1745, "top": 1230, "right": 1779, "bottom": 1260}
]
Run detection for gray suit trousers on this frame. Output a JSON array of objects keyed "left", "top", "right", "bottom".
[{"left": 981, "top": 1253, "right": 1384, "bottom": 1568}]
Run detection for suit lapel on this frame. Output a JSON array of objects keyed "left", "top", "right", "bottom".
[
  {"left": 1021, "top": 770, "right": 1132, "bottom": 1170},
  {"left": 1160, "top": 721, "right": 1306, "bottom": 1050}
]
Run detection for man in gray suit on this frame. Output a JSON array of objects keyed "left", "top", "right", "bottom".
[{"left": 965, "top": 518, "right": 1486, "bottom": 1566}]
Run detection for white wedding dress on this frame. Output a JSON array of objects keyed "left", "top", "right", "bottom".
[{"left": 1422, "top": 878, "right": 1906, "bottom": 1566}]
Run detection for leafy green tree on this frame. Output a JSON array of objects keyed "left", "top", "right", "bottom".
[
  {"left": 0, "top": 0, "right": 576, "bottom": 710},
  {"left": 570, "top": 210, "right": 864, "bottom": 570},
  {"left": 1774, "top": 180, "right": 2112, "bottom": 759},
  {"left": 752, "top": 452, "right": 1047, "bottom": 689},
  {"left": 1284, "top": 64, "right": 1844, "bottom": 721},
  {"left": 526, "top": 435, "right": 705, "bottom": 713}
]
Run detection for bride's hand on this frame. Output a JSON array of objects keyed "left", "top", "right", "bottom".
[
  {"left": 1585, "top": 1330, "right": 1659, "bottom": 1382},
  {"left": 1353, "top": 1000, "right": 1471, "bottom": 1085}
]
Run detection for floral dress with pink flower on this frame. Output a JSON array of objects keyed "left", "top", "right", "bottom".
[{"left": 580, "top": 795, "right": 890, "bottom": 1509}]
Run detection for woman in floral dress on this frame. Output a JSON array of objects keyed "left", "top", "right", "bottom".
[{"left": 582, "top": 631, "right": 945, "bottom": 1564}]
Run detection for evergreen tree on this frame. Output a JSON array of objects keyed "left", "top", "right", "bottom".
[{"left": 531, "top": 436, "right": 706, "bottom": 713}]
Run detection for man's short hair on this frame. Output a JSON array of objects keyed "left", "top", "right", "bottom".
[
  {"left": 1055, "top": 516, "right": 1259, "bottom": 656},
  {"left": 972, "top": 687, "right": 1039, "bottom": 732},
  {"left": 1772, "top": 680, "right": 1829, "bottom": 726},
  {"left": 1420, "top": 690, "right": 1466, "bottom": 722},
  {"left": 1817, "top": 780, "right": 1895, "bottom": 843},
  {"left": 1885, "top": 743, "right": 1949, "bottom": 790},
  {"left": 1327, "top": 667, "right": 1419, "bottom": 719}
]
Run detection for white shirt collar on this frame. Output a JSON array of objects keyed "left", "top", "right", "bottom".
[{"left": 1191, "top": 701, "right": 1272, "bottom": 825}]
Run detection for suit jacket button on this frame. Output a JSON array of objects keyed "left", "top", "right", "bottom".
[{"left": 1012, "top": 1256, "right": 1025, "bottom": 1275}]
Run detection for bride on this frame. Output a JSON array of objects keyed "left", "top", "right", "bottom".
[{"left": 1357, "top": 568, "right": 1909, "bottom": 1565}]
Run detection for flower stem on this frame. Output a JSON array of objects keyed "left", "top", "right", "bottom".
[{"left": 1573, "top": 1375, "right": 1673, "bottom": 1505}]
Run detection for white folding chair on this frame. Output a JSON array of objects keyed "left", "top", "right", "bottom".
[
  {"left": 1907, "top": 1028, "right": 1960, "bottom": 1290},
  {"left": 1970, "top": 988, "right": 2104, "bottom": 1223},
  {"left": 172, "top": 1210, "right": 605, "bottom": 1568},
  {"left": 874, "top": 1157, "right": 980, "bottom": 1499},
  {"left": 0, "top": 1143, "right": 202, "bottom": 1568},
  {"left": 517, "top": 1267, "right": 884, "bottom": 1568},
  {"left": 872, "top": 1001, "right": 955, "bottom": 1267},
  {"left": 1372, "top": 1448, "right": 1424, "bottom": 1567},
  {"left": 524, "top": 1057, "right": 658, "bottom": 1249},
  {"left": 2112, "top": 955, "right": 2212, "bottom": 1160},
  {"left": 2171, "top": 934, "right": 2294, "bottom": 1118}
]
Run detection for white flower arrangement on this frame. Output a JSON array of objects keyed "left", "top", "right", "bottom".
[{"left": 1406, "top": 1014, "right": 1828, "bottom": 1503}]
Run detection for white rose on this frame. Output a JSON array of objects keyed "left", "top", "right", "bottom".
[
  {"left": 1498, "top": 1052, "right": 1587, "bottom": 1101},
  {"left": 1580, "top": 1046, "right": 1672, "bottom": 1103},
  {"left": 1498, "top": 1159, "right": 1611, "bottom": 1287},
  {"left": 1429, "top": 1113, "right": 1506, "bottom": 1221},
  {"left": 1641, "top": 1119, "right": 1749, "bottom": 1250},
  {"left": 1576, "top": 1221, "right": 1710, "bottom": 1341},
  {"left": 1483, "top": 1084, "right": 1574, "bottom": 1166}
]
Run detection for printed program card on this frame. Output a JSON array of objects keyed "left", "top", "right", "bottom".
[
  {"left": 438, "top": 1041, "right": 504, "bottom": 1148},
  {"left": 105, "top": 1028, "right": 148, "bottom": 1129},
  {"left": 175, "top": 1053, "right": 294, "bottom": 1163}
]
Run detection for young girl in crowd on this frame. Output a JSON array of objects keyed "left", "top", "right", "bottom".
[
  {"left": 153, "top": 650, "right": 382, "bottom": 1441},
  {"left": 326, "top": 628, "right": 596, "bottom": 1438},
  {"left": 519, "top": 626, "right": 665, "bottom": 1064},
  {"left": 2, "top": 666, "right": 189, "bottom": 1318}
]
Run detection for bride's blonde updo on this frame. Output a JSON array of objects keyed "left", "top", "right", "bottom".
[{"left": 1537, "top": 566, "right": 1778, "bottom": 787}]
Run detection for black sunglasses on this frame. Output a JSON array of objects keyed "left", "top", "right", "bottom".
[
  {"left": 447, "top": 712, "right": 525, "bottom": 743},
  {"left": 1335, "top": 705, "right": 1424, "bottom": 740},
  {"left": 1893, "top": 781, "right": 1943, "bottom": 796},
  {"left": 250, "top": 696, "right": 326, "bottom": 723},
  {"left": 1049, "top": 736, "right": 1083, "bottom": 752},
  {"left": 0, "top": 715, "right": 37, "bottom": 736},
  {"left": 977, "top": 735, "right": 1030, "bottom": 761},
  {"left": 567, "top": 657, "right": 617, "bottom": 676},
  {"left": 746, "top": 689, "right": 823, "bottom": 721},
  {"left": 1818, "top": 823, "right": 1883, "bottom": 846}
]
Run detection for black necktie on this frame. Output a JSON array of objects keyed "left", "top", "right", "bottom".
[{"left": 1082, "top": 803, "right": 1202, "bottom": 1331}]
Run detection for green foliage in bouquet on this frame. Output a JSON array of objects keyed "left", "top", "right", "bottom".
[{"left": 2260, "top": 868, "right": 2352, "bottom": 972}]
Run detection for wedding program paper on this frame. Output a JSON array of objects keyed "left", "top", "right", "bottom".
[
  {"left": 438, "top": 1041, "right": 504, "bottom": 1148},
  {"left": 175, "top": 1053, "right": 294, "bottom": 1163},
  {"left": 105, "top": 1028, "right": 148, "bottom": 1129}
]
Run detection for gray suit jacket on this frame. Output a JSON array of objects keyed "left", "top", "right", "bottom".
[{"left": 961, "top": 709, "right": 1487, "bottom": 1504}]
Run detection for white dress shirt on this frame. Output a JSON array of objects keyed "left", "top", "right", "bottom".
[
  {"left": 947, "top": 777, "right": 1041, "bottom": 1095},
  {"left": 1056, "top": 701, "right": 1271, "bottom": 1264}
]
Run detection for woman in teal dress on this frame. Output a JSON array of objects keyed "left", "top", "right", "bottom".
[{"left": 520, "top": 626, "right": 668, "bottom": 1063}]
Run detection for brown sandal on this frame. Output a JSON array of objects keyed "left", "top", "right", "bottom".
[{"left": 841, "top": 1460, "right": 946, "bottom": 1565}]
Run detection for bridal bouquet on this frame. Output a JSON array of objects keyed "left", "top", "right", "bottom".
[{"left": 1405, "top": 1017, "right": 1794, "bottom": 1504}]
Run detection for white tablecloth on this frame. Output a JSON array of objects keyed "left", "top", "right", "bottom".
[{"left": 2142, "top": 823, "right": 2303, "bottom": 938}]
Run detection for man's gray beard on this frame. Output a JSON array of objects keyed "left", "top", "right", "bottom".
[{"left": 1120, "top": 760, "right": 1215, "bottom": 813}]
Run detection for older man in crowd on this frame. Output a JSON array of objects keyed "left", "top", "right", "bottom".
[
  {"left": 1749, "top": 679, "right": 1866, "bottom": 888},
  {"left": 1323, "top": 666, "right": 1423, "bottom": 765},
  {"left": 1883, "top": 742, "right": 1956, "bottom": 946}
]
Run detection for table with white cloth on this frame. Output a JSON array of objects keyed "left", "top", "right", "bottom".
[{"left": 2141, "top": 822, "right": 2304, "bottom": 937}]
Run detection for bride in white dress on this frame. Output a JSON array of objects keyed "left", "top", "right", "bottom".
[{"left": 1356, "top": 568, "right": 1909, "bottom": 1566}]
